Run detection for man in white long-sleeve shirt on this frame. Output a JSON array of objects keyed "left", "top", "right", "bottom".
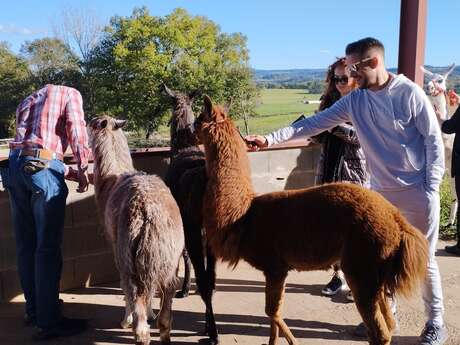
[{"left": 246, "top": 37, "right": 447, "bottom": 345}]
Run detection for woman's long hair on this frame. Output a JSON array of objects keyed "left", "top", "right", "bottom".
[{"left": 319, "top": 57, "right": 356, "bottom": 111}]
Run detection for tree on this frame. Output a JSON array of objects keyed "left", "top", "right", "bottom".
[
  {"left": 90, "top": 7, "right": 256, "bottom": 138},
  {"left": 222, "top": 66, "right": 259, "bottom": 134},
  {"left": 20, "top": 38, "right": 81, "bottom": 87},
  {"left": 0, "top": 43, "right": 32, "bottom": 138},
  {"left": 53, "top": 6, "right": 103, "bottom": 114}
]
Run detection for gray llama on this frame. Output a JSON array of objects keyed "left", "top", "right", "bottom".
[{"left": 89, "top": 115, "right": 184, "bottom": 345}]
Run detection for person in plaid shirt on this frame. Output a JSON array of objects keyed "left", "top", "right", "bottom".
[{"left": 1, "top": 84, "right": 90, "bottom": 340}]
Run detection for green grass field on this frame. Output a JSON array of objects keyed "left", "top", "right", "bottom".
[
  {"left": 254, "top": 89, "right": 320, "bottom": 117},
  {"left": 146, "top": 88, "right": 321, "bottom": 140},
  {"left": 235, "top": 89, "right": 321, "bottom": 135}
]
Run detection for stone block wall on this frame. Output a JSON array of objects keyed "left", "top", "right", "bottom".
[{"left": 0, "top": 143, "right": 320, "bottom": 301}]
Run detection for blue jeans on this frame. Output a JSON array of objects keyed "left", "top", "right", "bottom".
[{"left": 1, "top": 150, "right": 68, "bottom": 329}]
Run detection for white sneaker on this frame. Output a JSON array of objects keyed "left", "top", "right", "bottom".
[
  {"left": 321, "top": 274, "right": 346, "bottom": 296},
  {"left": 346, "top": 290, "right": 354, "bottom": 302},
  {"left": 420, "top": 323, "right": 448, "bottom": 345}
]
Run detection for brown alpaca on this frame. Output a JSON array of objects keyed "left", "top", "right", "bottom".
[
  {"left": 89, "top": 116, "right": 184, "bottom": 345},
  {"left": 195, "top": 96, "right": 429, "bottom": 345}
]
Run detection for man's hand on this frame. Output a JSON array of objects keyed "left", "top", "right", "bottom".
[
  {"left": 65, "top": 166, "right": 77, "bottom": 182},
  {"left": 77, "top": 170, "right": 89, "bottom": 193},
  {"left": 65, "top": 166, "right": 89, "bottom": 192},
  {"left": 244, "top": 135, "right": 268, "bottom": 151},
  {"left": 66, "top": 166, "right": 94, "bottom": 191}
]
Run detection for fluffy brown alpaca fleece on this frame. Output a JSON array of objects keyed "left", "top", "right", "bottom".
[
  {"left": 196, "top": 96, "right": 429, "bottom": 345},
  {"left": 89, "top": 115, "right": 184, "bottom": 345}
]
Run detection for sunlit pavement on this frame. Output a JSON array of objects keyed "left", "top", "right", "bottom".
[{"left": 1, "top": 240, "right": 459, "bottom": 345}]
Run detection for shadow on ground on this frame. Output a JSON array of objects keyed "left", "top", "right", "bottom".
[{"left": 0, "top": 277, "right": 373, "bottom": 345}]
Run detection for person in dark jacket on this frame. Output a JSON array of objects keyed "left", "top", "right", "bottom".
[
  {"left": 310, "top": 58, "right": 369, "bottom": 298},
  {"left": 442, "top": 90, "right": 460, "bottom": 255}
]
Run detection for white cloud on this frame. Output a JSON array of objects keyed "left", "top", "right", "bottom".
[
  {"left": 319, "top": 49, "right": 331, "bottom": 54},
  {"left": 0, "top": 24, "right": 46, "bottom": 35}
]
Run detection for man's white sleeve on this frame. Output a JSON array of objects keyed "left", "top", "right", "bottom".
[{"left": 265, "top": 96, "right": 351, "bottom": 146}]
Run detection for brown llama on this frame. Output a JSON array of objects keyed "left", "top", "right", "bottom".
[
  {"left": 195, "top": 95, "right": 429, "bottom": 345},
  {"left": 89, "top": 115, "right": 184, "bottom": 345},
  {"left": 163, "top": 84, "right": 219, "bottom": 344}
]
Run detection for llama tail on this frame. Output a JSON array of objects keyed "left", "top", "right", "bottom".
[
  {"left": 385, "top": 215, "right": 429, "bottom": 298},
  {"left": 117, "top": 213, "right": 158, "bottom": 300}
]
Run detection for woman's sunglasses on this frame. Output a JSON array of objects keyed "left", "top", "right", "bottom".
[{"left": 332, "top": 75, "right": 349, "bottom": 84}]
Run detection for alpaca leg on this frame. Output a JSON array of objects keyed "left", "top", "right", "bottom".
[
  {"left": 120, "top": 278, "right": 134, "bottom": 329},
  {"left": 122, "top": 300, "right": 134, "bottom": 329},
  {"left": 134, "top": 295, "right": 150, "bottom": 345},
  {"left": 378, "top": 290, "right": 396, "bottom": 334},
  {"left": 265, "top": 270, "right": 297, "bottom": 345},
  {"left": 157, "top": 283, "right": 175, "bottom": 345},
  {"left": 204, "top": 248, "right": 218, "bottom": 344},
  {"left": 176, "top": 248, "right": 191, "bottom": 298},
  {"left": 351, "top": 280, "right": 391, "bottom": 345},
  {"left": 147, "top": 290, "right": 156, "bottom": 324},
  {"left": 187, "top": 225, "right": 218, "bottom": 343}
]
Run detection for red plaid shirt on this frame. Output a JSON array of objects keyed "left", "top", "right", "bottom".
[{"left": 10, "top": 84, "right": 90, "bottom": 170}]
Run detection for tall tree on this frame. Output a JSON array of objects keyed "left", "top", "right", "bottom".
[
  {"left": 91, "top": 7, "right": 257, "bottom": 138},
  {"left": 20, "top": 38, "right": 81, "bottom": 87},
  {"left": 0, "top": 43, "right": 32, "bottom": 138},
  {"left": 53, "top": 6, "right": 103, "bottom": 114}
]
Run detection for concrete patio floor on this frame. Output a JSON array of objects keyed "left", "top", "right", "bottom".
[{"left": 1, "top": 240, "right": 459, "bottom": 345}]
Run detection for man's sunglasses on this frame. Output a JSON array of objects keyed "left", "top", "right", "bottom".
[
  {"left": 332, "top": 75, "right": 349, "bottom": 84},
  {"left": 346, "top": 57, "right": 373, "bottom": 73}
]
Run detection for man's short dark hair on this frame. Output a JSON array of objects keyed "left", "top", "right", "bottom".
[{"left": 345, "top": 37, "right": 385, "bottom": 58}]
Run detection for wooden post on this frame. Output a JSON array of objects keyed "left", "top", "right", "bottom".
[{"left": 398, "top": 0, "right": 427, "bottom": 87}]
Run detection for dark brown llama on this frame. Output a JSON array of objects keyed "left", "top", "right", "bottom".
[
  {"left": 195, "top": 95, "right": 429, "bottom": 345},
  {"left": 163, "top": 84, "right": 219, "bottom": 344},
  {"left": 89, "top": 115, "right": 184, "bottom": 345}
]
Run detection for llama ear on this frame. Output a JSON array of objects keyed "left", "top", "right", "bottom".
[
  {"left": 203, "top": 95, "right": 213, "bottom": 116},
  {"left": 445, "top": 63, "right": 456, "bottom": 77},
  {"left": 162, "top": 83, "right": 176, "bottom": 98},
  {"left": 99, "top": 119, "right": 108, "bottom": 129},
  {"left": 114, "top": 119, "right": 127, "bottom": 130},
  {"left": 420, "top": 66, "right": 434, "bottom": 76}
]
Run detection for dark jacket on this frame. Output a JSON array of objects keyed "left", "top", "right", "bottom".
[
  {"left": 442, "top": 105, "right": 460, "bottom": 177},
  {"left": 311, "top": 123, "right": 369, "bottom": 187}
]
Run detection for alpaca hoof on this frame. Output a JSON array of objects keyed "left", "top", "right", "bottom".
[
  {"left": 175, "top": 290, "right": 189, "bottom": 298},
  {"left": 135, "top": 333, "right": 150, "bottom": 345},
  {"left": 209, "top": 337, "right": 219, "bottom": 345},
  {"left": 120, "top": 319, "right": 132, "bottom": 329}
]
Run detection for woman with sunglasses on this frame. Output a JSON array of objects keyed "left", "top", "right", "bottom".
[{"left": 311, "top": 57, "right": 369, "bottom": 299}]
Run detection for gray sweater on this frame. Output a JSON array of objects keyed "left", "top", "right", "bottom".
[{"left": 266, "top": 74, "right": 444, "bottom": 192}]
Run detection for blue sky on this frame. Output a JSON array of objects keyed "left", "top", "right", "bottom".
[{"left": 0, "top": 0, "right": 458, "bottom": 69}]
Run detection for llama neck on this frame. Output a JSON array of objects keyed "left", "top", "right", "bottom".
[
  {"left": 170, "top": 110, "right": 199, "bottom": 156},
  {"left": 92, "top": 132, "right": 134, "bottom": 213},
  {"left": 170, "top": 128, "right": 201, "bottom": 157},
  {"left": 204, "top": 124, "right": 254, "bottom": 231},
  {"left": 430, "top": 93, "right": 448, "bottom": 121}
]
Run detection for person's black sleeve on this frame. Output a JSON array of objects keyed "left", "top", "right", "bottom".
[{"left": 441, "top": 105, "right": 460, "bottom": 134}]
